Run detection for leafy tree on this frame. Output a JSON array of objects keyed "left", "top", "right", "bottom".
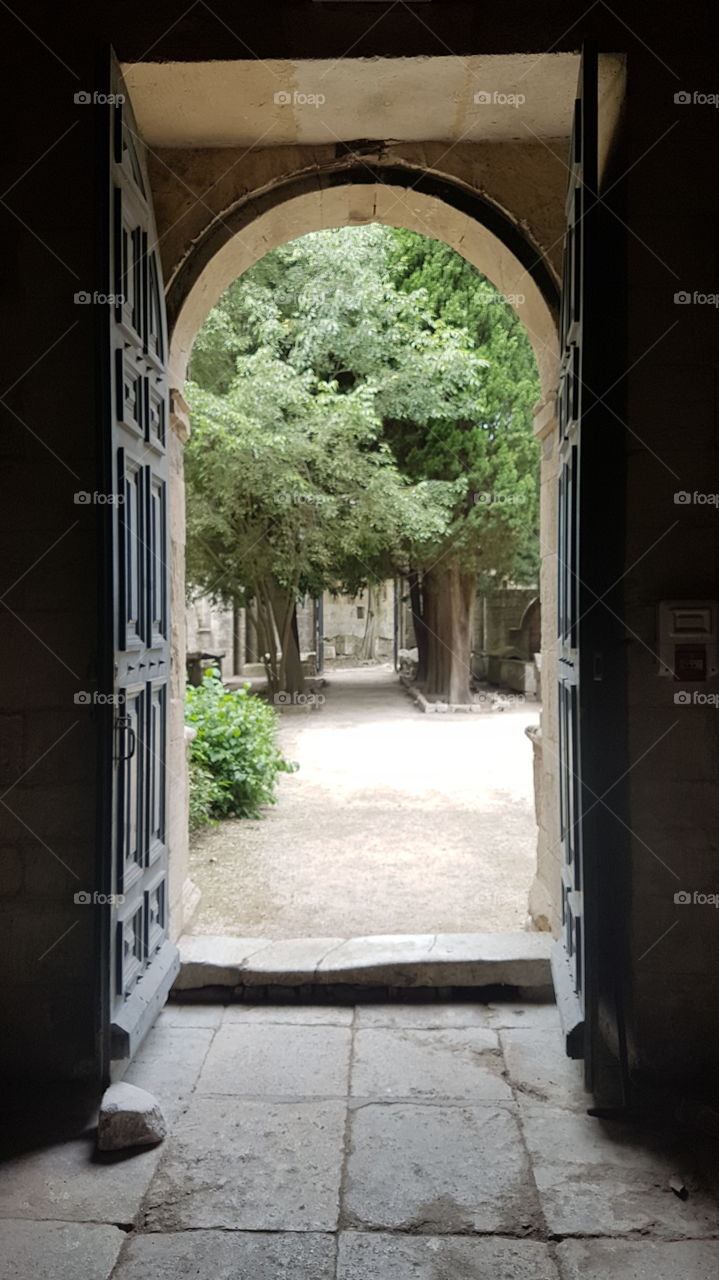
[
  {"left": 185, "top": 348, "right": 444, "bottom": 693},
  {"left": 385, "top": 231, "right": 540, "bottom": 697},
  {"left": 186, "top": 225, "right": 540, "bottom": 703}
]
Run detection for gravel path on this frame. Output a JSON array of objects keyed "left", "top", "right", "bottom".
[{"left": 189, "top": 666, "right": 539, "bottom": 937}]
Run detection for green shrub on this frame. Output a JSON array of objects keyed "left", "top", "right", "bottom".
[
  {"left": 186, "top": 670, "right": 297, "bottom": 827},
  {"left": 188, "top": 758, "right": 221, "bottom": 832}
]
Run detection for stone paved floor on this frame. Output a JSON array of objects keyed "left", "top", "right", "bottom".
[
  {"left": 2, "top": 1000, "right": 719, "bottom": 1278},
  {"left": 190, "top": 666, "right": 539, "bottom": 937}
]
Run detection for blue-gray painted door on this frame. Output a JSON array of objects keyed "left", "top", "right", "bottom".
[{"left": 108, "top": 54, "right": 178, "bottom": 1064}]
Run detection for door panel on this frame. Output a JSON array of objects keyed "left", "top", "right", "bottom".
[
  {"left": 552, "top": 46, "right": 598, "bottom": 1063},
  {"left": 108, "top": 53, "right": 178, "bottom": 1066}
]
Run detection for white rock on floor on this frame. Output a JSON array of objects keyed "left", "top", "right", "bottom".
[{"left": 97, "top": 1082, "right": 167, "bottom": 1152}]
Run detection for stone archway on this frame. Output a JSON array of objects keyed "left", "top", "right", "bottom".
[{"left": 162, "top": 168, "right": 562, "bottom": 942}]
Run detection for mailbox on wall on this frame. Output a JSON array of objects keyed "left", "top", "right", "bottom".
[{"left": 658, "top": 600, "right": 719, "bottom": 681}]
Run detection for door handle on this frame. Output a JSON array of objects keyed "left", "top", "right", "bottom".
[{"left": 115, "top": 715, "right": 136, "bottom": 761}]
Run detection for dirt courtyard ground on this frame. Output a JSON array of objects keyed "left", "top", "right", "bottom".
[{"left": 189, "top": 666, "right": 540, "bottom": 938}]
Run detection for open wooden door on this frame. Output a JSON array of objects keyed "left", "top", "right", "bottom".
[
  {"left": 552, "top": 47, "right": 628, "bottom": 1100},
  {"left": 552, "top": 48, "right": 598, "bottom": 1061},
  {"left": 105, "top": 53, "right": 179, "bottom": 1069}
]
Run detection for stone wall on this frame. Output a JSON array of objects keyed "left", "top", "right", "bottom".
[
  {"left": 322, "top": 583, "right": 395, "bottom": 663},
  {"left": 187, "top": 584, "right": 396, "bottom": 671},
  {"left": 185, "top": 597, "right": 239, "bottom": 678},
  {"left": 528, "top": 395, "right": 561, "bottom": 934},
  {"left": 4, "top": 0, "right": 719, "bottom": 1088},
  {"left": 476, "top": 587, "right": 538, "bottom": 656}
]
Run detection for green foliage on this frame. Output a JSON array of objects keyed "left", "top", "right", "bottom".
[
  {"left": 184, "top": 358, "right": 443, "bottom": 608},
  {"left": 386, "top": 229, "right": 541, "bottom": 583},
  {"left": 185, "top": 671, "right": 296, "bottom": 825},
  {"left": 188, "top": 758, "right": 221, "bottom": 832},
  {"left": 187, "top": 225, "right": 541, "bottom": 596}
]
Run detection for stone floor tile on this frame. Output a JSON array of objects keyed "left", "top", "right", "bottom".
[
  {"left": 351, "top": 1027, "right": 511, "bottom": 1100},
  {"left": 521, "top": 1104, "right": 719, "bottom": 1237},
  {"left": 158, "top": 1003, "right": 226, "bottom": 1028},
  {"left": 499, "top": 1027, "right": 587, "bottom": 1108},
  {"left": 355, "top": 1002, "right": 495, "bottom": 1030},
  {"left": 124, "top": 1025, "right": 214, "bottom": 1121},
  {"left": 338, "top": 1233, "right": 560, "bottom": 1278},
  {"left": 0, "top": 1133, "right": 163, "bottom": 1224},
  {"left": 223, "top": 1004, "right": 353, "bottom": 1026},
  {"left": 556, "top": 1238, "right": 719, "bottom": 1279},
  {"left": 485, "top": 1002, "right": 561, "bottom": 1029},
  {"left": 344, "top": 1103, "right": 539, "bottom": 1234},
  {"left": 196, "top": 1024, "right": 351, "bottom": 1096},
  {"left": 113, "top": 1229, "right": 336, "bottom": 1278},
  {"left": 142, "top": 1096, "right": 345, "bottom": 1231},
  {"left": 0, "top": 1220, "right": 124, "bottom": 1280}
]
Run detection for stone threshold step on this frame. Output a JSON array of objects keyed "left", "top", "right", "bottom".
[{"left": 173, "top": 932, "right": 554, "bottom": 994}]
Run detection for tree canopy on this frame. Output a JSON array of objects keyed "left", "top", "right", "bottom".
[{"left": 185, "top": 224, "right": 540, "bottom": 699}]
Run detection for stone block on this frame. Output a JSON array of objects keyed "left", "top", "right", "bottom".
[
  {"left": 124, "top": 1024, "right": 216, "bottom": 1122},
  {"left": 520, "top": 1103, "right": 719, "bottom": 1237},
  {"left": 239, "top": 937, "right": 346, "bottom": 986},
  {"left": 173, "top": 935, "right": 272, "bottom": 989},
  {"left": 351, "top": 1027, "right": 511, "bottom": 1101},
  {"left": 0, "top": 1220, "right": 124, "bottom": 1280},
  {"left": 338, "top": 1234, "right": 560, "bottom": 1279},
  {"left": 97, "top": 1082, "right": 167, "bottom": 1151},
  {"left": 556, "top": 1239, "right": 719, "bottom": 1280},
  {"left": 142, "top": 1096, "right": 345, "bottom": 1231},
  {"left": 355, "top": 1002, "right": 495, "bottom": 1030},
  {"left": 112, "top": 1230, "right": 336, "bottom": 1279},
  {"left": 344, "top": 1103, "right": 539, "bottom": 1234},
  {"left": 223, "top": 1004, "right": 353, "bottom": 1025},
  {"left": 196, "top": 1023, "right": 352, "bottom": 1097},
  {"left": 499, "top": 1027, "right": 587, "bottom": 1108}
]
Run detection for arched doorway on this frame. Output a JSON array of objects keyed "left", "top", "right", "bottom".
[
  {"left": 106, "top": 49, "right": 626, "bottom": 1097},
  {"left": 162, "top": 171, "right": 561, "bottom": 970}
]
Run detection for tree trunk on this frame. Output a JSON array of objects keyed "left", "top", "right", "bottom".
[
  {"left": 423, "top": 560, "right": 476, "bottom": 704},
  {"left": 358, "top": 583, "right": 377, "bottom": 662},
  {"left": 256, "top": 582, "right": 279, "bottom": 692},
  {"left": 268, "top": 579, "right": 305, "bottom": 696},
  {"left": 283, "top": 602, "right": 305, "bottom": 695},
  {"left": 408, "top": 571, "right": 428, "bottom": 684}
]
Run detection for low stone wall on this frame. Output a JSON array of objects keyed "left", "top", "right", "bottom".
[{"left": 481, "top": 655, "right": 538, "bottom": 697}]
